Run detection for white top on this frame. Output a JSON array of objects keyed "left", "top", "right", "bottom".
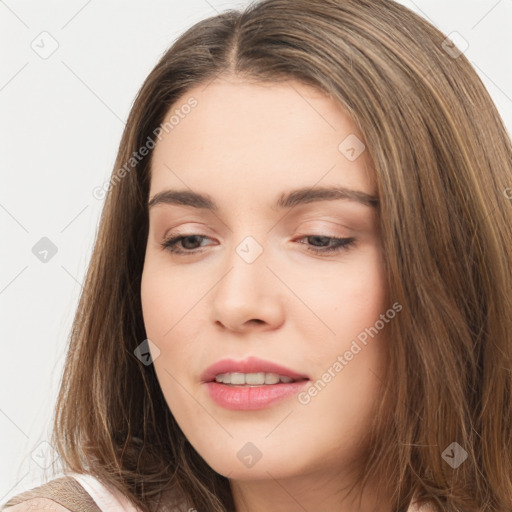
[{"left": 68, "top": 473, "right": 143, "bottom": 512}]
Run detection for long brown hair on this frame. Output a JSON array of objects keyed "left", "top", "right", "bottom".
[{"left": 48, "top": 0, "right": 512, "bottom": 511}]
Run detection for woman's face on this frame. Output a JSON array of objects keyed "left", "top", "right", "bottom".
[{"left": 141, "top": 77, "right": 391, "bottom": 484}]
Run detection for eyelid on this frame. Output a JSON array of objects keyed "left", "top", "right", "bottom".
[
  {"left": 296, "top": 221, "right": 353, "bottom": 232},
  {"left": 162, "top": 223, "right": 215, "bottom": 240},
  {"left": 162, "top": 223, "right": 353, "bottom": 242}
]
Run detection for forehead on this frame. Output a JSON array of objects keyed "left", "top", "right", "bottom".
[{"left": 149, "top": 77, "right": 376, "bottom": 206}]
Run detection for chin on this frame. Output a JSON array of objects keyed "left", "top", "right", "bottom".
[{"left": 194, "top": 441, "right": 311, "bottom": 482}]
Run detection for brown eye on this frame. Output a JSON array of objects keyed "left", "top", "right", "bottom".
[
  {"left": 295, "top": 235, "right": 356, "bottom": 255},
  {"left": 161, "top": 234, "right": 212, "bottom": 254},
  {"left": 161, "top": 232, "right": 356, "bottom": 257}
]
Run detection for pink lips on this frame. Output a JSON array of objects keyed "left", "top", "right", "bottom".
[{"left": 201, "top": 356, "right": 310, "bottom": 411}]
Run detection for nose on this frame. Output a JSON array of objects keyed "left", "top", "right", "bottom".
[{"left": 209, "top": 243, "right": 285, "bottom": 333}]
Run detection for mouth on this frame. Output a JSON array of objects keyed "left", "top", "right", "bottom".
[
  {"left": 211, "top": 372, "right": 308, "bottom": 386},
  {"left": 200, "top": 356, "right": 310, "bottom": 384},
  {"left": 200, "top": 357, "right": 310, "bottom": 410}
]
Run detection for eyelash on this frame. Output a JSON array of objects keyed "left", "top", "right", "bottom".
[{"left": 160, "top": 232, "right": 356, "bottom": 257}]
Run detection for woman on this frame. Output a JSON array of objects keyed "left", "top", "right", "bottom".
[{"left": 3, "top": 0, "right": 512, "bottom": 511}]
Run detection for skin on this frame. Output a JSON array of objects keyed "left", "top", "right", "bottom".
[{"left": 140, "top": 76, "right": 394, "bottom": 512}]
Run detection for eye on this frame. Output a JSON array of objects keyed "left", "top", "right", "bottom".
[
  {"left": 161, "top": 233, "right": 212, "bottom": 254},
  {"left": 160, "top": 232, "right": 356, "bottom": 256},
  {"left": 160, "top": 233, "right": 356, "bottom": 256},
  {"left": 295, "top": 235, "right": 356, "bottom": 255}
]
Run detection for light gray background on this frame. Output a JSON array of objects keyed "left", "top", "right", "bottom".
[{"left": 1, "top": 0, "right": 511, "bottom": 503}]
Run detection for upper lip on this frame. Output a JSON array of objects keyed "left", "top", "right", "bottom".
[{"left": 201, "top": 356, "right": 310, "bottom": 383}]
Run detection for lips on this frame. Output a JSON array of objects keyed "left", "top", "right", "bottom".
[{"left": 200, "top": 356, "right": 310, "bottom": 384}]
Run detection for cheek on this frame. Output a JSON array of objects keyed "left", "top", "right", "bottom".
[
  {"left": 347, "top": 257, "right": 386, "bottom": 322},
  {"left": 319, "top": 249, "right": 388, "bottom": 339},
  {"left": 300, "top": 248, "right": 390, "bottom": 393},
  {"left": 301, "top": 256, "right": 390, "bottom": 441},
  {"left": 140, "top": 262, "right": 201, "bottom": 417},
  {"left": 140, "top": 259, "right": 187, "bottom": 338},
  {"left": 140, "top": 260, "right": 204, "bottom": 368},
  {"left": 140, "top": 267, "right": 166, "bottom": 338}
]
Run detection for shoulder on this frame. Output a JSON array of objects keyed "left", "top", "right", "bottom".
[
  {"left": 1, "top": 476, "right": 100, "bottom": 512},
  {"left": 1, "top": 497, "right": 72, "bottom": 511}
]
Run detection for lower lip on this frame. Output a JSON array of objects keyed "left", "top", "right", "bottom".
[{"left": 204, "top": 380, "right": 310, "bottom": 410}]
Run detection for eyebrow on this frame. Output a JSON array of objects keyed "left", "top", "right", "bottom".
[{"left": 147, "top": 185, "right": 379, "bottom": 211}]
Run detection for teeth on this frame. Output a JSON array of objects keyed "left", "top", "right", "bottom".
[
  {"left": 214, "top": 372, "right": 296, "bottom": 385},
  {"left": 264, "top": 373, "right": 280, "bottom": 384},
  {"left": 231, "top": 372, "right": 245, "bottom": 385}
]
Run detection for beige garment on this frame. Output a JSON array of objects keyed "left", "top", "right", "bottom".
[
  {"left": 0, "top": 474, "right": 190, "bottom": 512},
  {"left": 0, "top": 476, "right": 101, "bottom": 511}
]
